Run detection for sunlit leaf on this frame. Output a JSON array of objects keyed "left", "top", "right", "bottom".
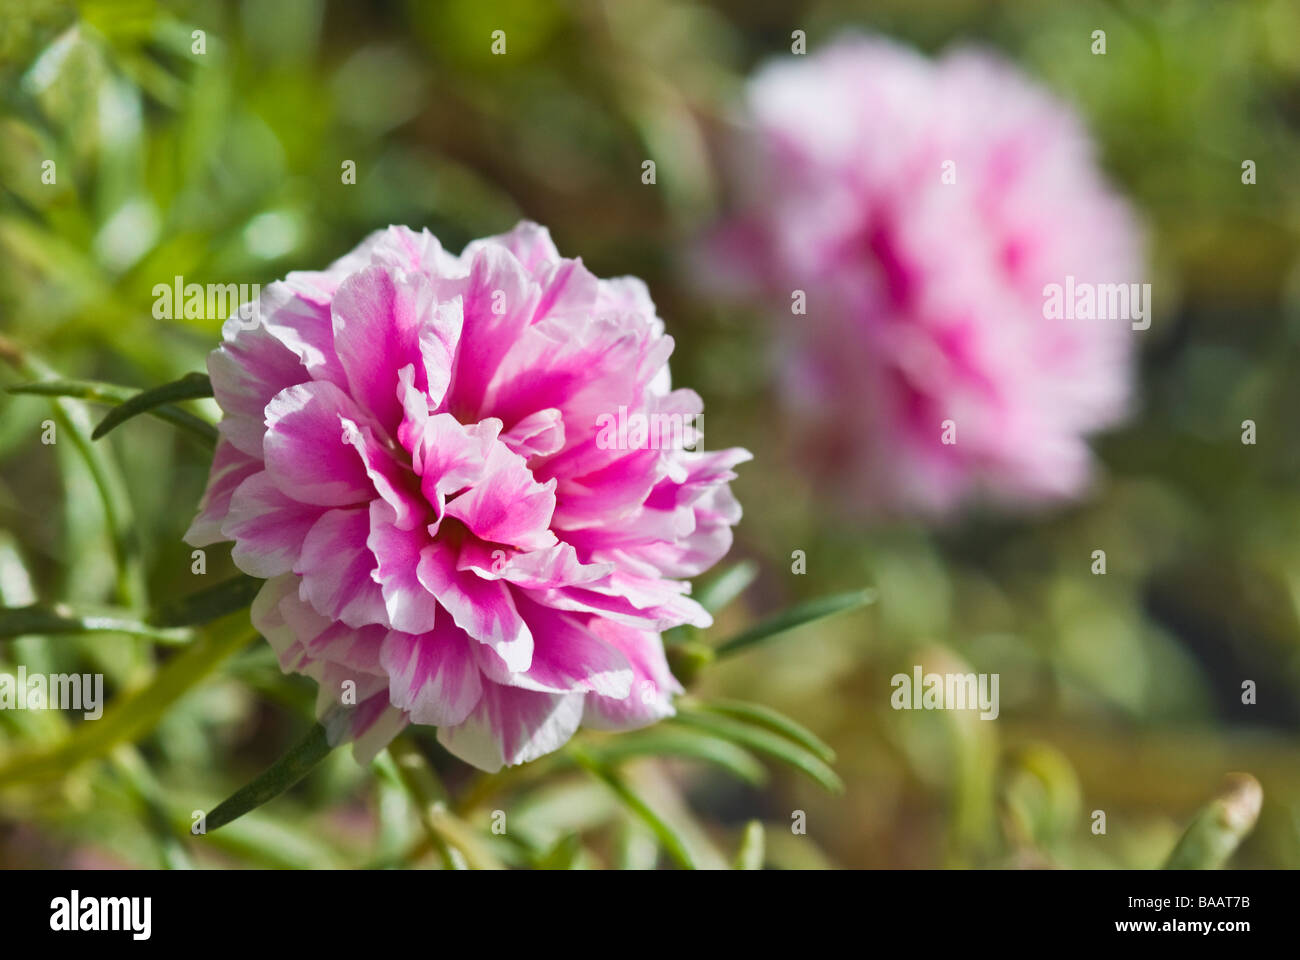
[
  {"left": 713, "top": 588, "right": 875, "bottom": 658},
  {"left": 671, "top": 707, "right": 843, "bottom": 794},
  {"left": 583, "top": 727, "right": 767, "bottom": 786},
  {"left": 695, "top": 699, "right": 835, "bottom": 764},
  {"left": 694, "top": 560, "right": 759, "bottom": 614}
]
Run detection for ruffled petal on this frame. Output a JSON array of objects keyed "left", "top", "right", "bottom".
[
  {"left": 263, "top": 381, "right": 374, "bottom": 507},
  {"left": 223, "top": 471, "right": 325, "bottom": 577},
  {"left": 416, "top": 540, "right": 533, "bottom": 673},
  {"left": 380, "top": 622, "right": 483, "bottom": 727},
  {"left": 437, "top": 681, "right": 584, "bottom": 772},
  {"left": 294, "top": 507, "right": 389, "bottom": 629}
]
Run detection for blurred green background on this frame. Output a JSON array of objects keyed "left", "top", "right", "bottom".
[{"left": 2, "top": 0, "right": 1300, "bottom": 868}]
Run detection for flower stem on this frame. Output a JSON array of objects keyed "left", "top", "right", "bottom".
[
  {"left": 0, "top": 614, "right": 254, "bottom": 786},
  {"left": 387, "top": 737, "right": 503, "bottom": 870},
  {"left": 569, "top": 744, "right": 696, "bottom": 869}
]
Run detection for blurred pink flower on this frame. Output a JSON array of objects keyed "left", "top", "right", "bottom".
[
  {"left": 709, "top": 35, "right": 1143, "bottom": 515},
  {"left": 187, "top": 223, "right": 748, "bottom": 770}
]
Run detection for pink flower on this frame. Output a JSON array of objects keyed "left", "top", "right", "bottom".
[
  {"left": 186, "top": 223, "right": 748, "bottom": 770},
  {"left": 709, "top": 36, "right": 1142, "bottom": 515}
]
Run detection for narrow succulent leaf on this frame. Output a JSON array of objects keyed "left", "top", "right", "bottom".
[
  {"left": 0, "top": 534, "right": 55, "bottom": 676},
  {"left": 90, "top": 371, "right": 214, "bottom": 440},
  {"left": 205, "top": 723, "right": 334, "bottom": 832},
  {"left": 8, "top": 379, "right": 217, "bottom": 444},
  {"left": 713, "top": 588, "right": 876, "bottom": 658},
  {"left": 696, "top": 698, "right": 836, "bottom": 764},
  {"left": 694, "top": 560, "right": 759, "bottom": 614},
  {"left": 672, "top": 707, "right": 844, "bottom": 793},
  {"left": 151, "top": 574, "right": 262, "bottom": 627},
  {"left": 583, "top": 728, "right": 767, "bottom": 786}
]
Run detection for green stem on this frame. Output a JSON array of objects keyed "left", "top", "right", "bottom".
[
  {"left": 0, "top": 614, "right": 254, "bottom": 785},
  {"left": 388, "top": 737, "right": 502, "bottom": 870},
  {"left": 0, "top": 603, "right": 193, "bottom": 644},
  {"left": 570, "top": 745, "right": 696, "bottom": 870}
]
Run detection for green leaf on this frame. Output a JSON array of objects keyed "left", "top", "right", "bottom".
[
  {"left": 0, "top": 602, "right": 192, "bottom": 644},
  {"left": 204, "top": 723, "right": 335, "bottom": 832},
  {"left": 569, "top": 745, "right": 696, "bottom": 869},
  {"left": 671, "top": 707, "right": 844, "bottom": 794},
  {"left": 7, "top": 378, "right": 217, "bottom": 445},
  {"left": 694, "top": 560, "right": 759, "bottom": 614},
  {"left": 734, "top": 820, "right": 764, "bottom": 870},
  {"left": 713, "top": 588, "right": 875, "bottom": 659},
  {"left": 89, "top": 372, "right": 213, "bottom": 441},
  {"left": 583, "top": 727, "right": 768, "bottom": 786},
  {"left": 696, "top": 699, "right": 836, "bottom": 764},
  {"left": 151, "top": 574, "right": 261, "bottom": 627},
  {"left": 1163, "top": 773, "right": 1263, "bottom": 869}
]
